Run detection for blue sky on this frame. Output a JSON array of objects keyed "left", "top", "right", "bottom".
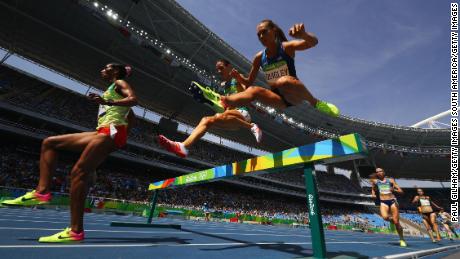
[{"left": 176, "top": 0, "right": 452, "bottom": 126}]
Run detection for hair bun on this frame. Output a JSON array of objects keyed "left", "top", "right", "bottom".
[{"left": 124, "top": 65, "right": 132, "bottom": 77}]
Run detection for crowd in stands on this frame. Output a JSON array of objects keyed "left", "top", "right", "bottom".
[
  {"left": 1, "top": 81, "right": 250, "bottom": 166},
  {"left": 1, "top": 69, "right": 455, "bottom": 233},
  {"left": 1, "top": 143, "right": 369, "bottom": 222},
  {"left": 316, "top": 173, "right": 362, "bottom": 193}
]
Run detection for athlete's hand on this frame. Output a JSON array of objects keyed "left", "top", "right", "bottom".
[
  {"left": 230, "top": 68, "right": 241, "bottom": 79},
  {"left": 289, "top": 23, "right": 307, "bottom": 39},
  {"left": 88, "top": 93, "right": 107, "bottom": 105}
]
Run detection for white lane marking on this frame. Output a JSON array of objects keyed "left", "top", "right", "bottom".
[
  {"left": 380, "top": 244, "right": 460, "bottom": 258},
  {"left": 0, "top": 241, "right": 427, "bottom": 249},
  {"left": 0, "top": 226, "right": 311, "bottom": 237}
]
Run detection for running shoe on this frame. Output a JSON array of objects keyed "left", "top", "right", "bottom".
[
  {"left": 189, "top": 81, "right": 225, "bottom": 113},
  {"left": 1, "top": 190, "right": 51, "bottom": 206},
  {"left": 315, "top": 100, "right": 340, "bottom": 117},
  {"left": 251, "top": 123, "right": 263, "bottom": 143},
  {"left": 399, "top": 240, "right": 407, "bottom": 247},
  {"left": 157, "top": 135, "right": 188, "bottom": 158},
  {"left": 39, "top": 227, "right": 84, "bottom": 243}
]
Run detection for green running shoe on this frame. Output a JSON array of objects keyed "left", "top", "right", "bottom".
[
  {"left": 315, "top": 100, "right": 340, "bottom": 117},
  {"left": 39, "top": 227, "right": 84, "bottom": 243},
  {"left": 400, "top": 240, "right": 407, "bottom": 247},
  {"left": 1, "top": 190, "right": 51, "bottom": 206},
  {"left": 189, "top": 81, "right": 225, "bottom": 113}
]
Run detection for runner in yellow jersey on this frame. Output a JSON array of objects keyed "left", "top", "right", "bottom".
[{"left": 2, "top": 63, "right": 137, "bottom": 243}]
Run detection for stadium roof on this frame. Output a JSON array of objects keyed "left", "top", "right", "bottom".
[{"left": 0, "top": 0, "right": 450, "bottom": 180}]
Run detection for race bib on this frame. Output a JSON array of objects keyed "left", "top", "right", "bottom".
[
  {"left": 263, "top": 61, "right": 290, "bottom": 84},
  {"left": 420, "top": 198, "right": 431, "bottom": 206},
  {"left": 378, "top": 184, "right": 391, "bottom": 194}
]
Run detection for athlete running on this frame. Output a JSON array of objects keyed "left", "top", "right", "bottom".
[
  {"left": 371, "top": 168, "right": 407, "bottom": 247},
  {"left": 438, "top": 209, "right": 458, "bottom": 240},
  {"left": 220, "top": 20, "right": 339, "bottom": 117},
  {"left": 412, "top": 188, "right": 443, "bottom": 242},
  {"left": 2, "top": 63, "right": 137, "bottom": 243},
  {"left": 157, "top": 59, "right": 262, "bottom": 158}
]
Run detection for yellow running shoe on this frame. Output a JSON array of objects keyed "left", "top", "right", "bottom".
[
  {"left": 1, "top": 190, "right": 51, "bottom": 206},
  {"left": 400, "top": 240, "right": 407, "bottom": 247},
  {"left": 39, "top": 227, "right": 84, "bottom": 243},
  {"left": 315, "top": 100, "right": 340, "bottom": 117}
]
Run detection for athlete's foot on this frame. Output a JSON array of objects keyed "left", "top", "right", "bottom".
[
  {"left": 251, "top": 123, "right": 263, "bottom": 143},
  {"left": 1, "top": 190, "right": 51, "bottom": 206},
  {"left": 399, "top": 240, "right": 407, "bottom": 247},
  {"left": 39, "top": 227, "right": 84, "bottom": 243},
  {"left": 315, "top": 100, "right": 340, "bottom": 117},
  {"left": 156, "top": 135, "right": 189, "bottom": 158}
]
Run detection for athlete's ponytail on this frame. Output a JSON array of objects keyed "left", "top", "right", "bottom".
[
  {"left": 109, "top": 63, "right": 133, "bottom": 79},
  {"left": 260, "top": 19, "right": 288, "bottom": 43}
]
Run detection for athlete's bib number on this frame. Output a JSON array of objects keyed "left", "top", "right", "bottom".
[
  {"left": 378, "top": 184, "right": 392, "bottom": 194},
  {"left": 263, "top": 61, "right": 290, "bottom": 84}
]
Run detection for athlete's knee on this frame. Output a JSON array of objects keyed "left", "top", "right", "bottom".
[
  {"left": 70, "top": 162, "right": 95, "bottom": 182},
  {"left": 42, "top": 136, "right": 58, "bottom": 149},
  {"left": 247, "top": 86, "right": 264, "bottom": 99},
  {"left": 273, "top": 76, "right": 298, "bottom": 87}
]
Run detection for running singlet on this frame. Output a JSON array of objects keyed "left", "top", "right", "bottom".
[
  {"left": 97, "top": 83, "right": 130, "bottom": 129},
  {"left": 376, "top": 178, "right": 393, "bottom": 195},
  {"left": 260, "top": 43, "right": 297, "bottom": 84},
  {"left": 221, "top": 78, "right": 248, "bottom": 111}
]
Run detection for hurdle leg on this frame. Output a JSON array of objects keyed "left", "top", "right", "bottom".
[
  {"left": 110, "top": 190, "right": 181, "bottom": 229},
  {"left": 147, "top": 190, "right": 159, "bottom": 224},
  {"left": 304, "top": 164, "right": 327, "bottom": 259}
]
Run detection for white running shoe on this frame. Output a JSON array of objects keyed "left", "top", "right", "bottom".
[{"left": 251, "top": 123, "right": 263, "bottom": 143}]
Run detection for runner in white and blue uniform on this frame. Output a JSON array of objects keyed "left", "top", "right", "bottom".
[
  {"left": 412, "top": 188, "right": 443, "bottom": 242},
  {"left": 438, "top": 209, "right": 458, "bottom": 240},
  {"left": 157, "top": 59, "right": 262, "bottom": 158},
  {"left": 220, "top": 20, "right": 339, "bottom": 117},
  {"left": 371, "top": 168, "right": 407, "bottom": 247}
]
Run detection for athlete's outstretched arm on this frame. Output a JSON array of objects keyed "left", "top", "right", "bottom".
[
  {"left": 231, "top": 52, "right": 262, "bottom": 87},
  {"left": 430, "top": 200, "right": 443, "bottom": 211},
  {"left": 370, "top": 179, "right": 377, "bottom": 199},
  {"left": 391, "top": 178, "right": 404, "bottom": 195},
  {"left": 284, "top": 23, "right": 318, "bottom": 56}
]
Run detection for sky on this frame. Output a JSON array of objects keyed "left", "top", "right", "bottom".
[{"left": 176, "top": 0, "right": 452, "bottom": 126}]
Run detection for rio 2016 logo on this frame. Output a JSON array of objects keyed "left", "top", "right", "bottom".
[{"left": 308, "top": 194, "right": 316, "bottom": 216}]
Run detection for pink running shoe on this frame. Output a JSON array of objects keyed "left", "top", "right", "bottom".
[{"left": 156, "top": 135, "right": 188, "bottom": 158}]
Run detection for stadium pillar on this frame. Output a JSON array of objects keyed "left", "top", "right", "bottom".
[{"left": 304, "top": 165, "right": 327, "bottom": 259}]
